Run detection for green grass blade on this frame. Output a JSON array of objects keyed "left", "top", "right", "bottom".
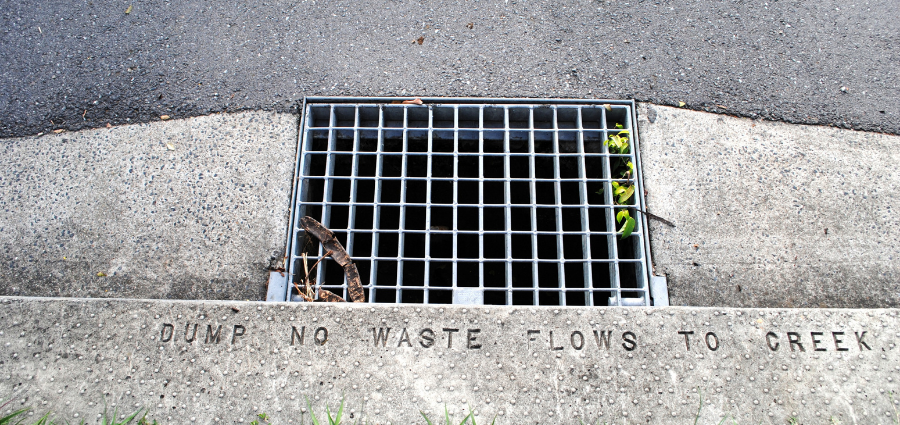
[
  {"left": 444, "top": 406, "right": 450, "bottom": 425},
  {"left": 334, "top": 398, "right": 345, "bottom": 424},
  {"left": 420, "top": 412, "right": 434, "bottom": 425},
  {"left": 0, "top": 408, "right": 31, "bottom": 425},
  {"left": 119, "top": 409, "right": 144, "bottom": 425},
  {"left": 457, "top": 411, "right": 472, "bottom": 425},
  {"left": 306, "top": 397, "right": 321, "bottom": 425}
]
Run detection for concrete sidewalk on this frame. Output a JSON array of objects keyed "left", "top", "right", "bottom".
[{"left": 1, "top": 103, "right": 898, "bottom": 307}]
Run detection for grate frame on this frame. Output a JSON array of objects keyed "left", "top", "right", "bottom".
[{"left": 276, "top": 97, "right": 663, "bottom": 306}]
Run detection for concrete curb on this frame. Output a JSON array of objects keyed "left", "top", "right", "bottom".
[{"left": 1, "top": 297, "right": 898, "bottom": 424}]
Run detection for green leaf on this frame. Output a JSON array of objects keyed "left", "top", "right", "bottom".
[
  {"left": 619, "top": 216, "right": 635, "bottom": 238},
  {"left": 617, "top": 185, "right": 635, "bottom": 205},
  {"left": 615, "top": 123, "right": 624, "bottom": 129},
  {"left": 627, "top": 161, "right": 634, "bottom": 173},
  {"left": 604, "top": 134, "right": 619, "bottom": 147},
  {"left": 616, "top": 209, "right": 628, "bottom": 223}
]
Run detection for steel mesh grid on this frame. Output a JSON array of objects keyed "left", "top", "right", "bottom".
[{"left": 285, "top": 98, "right": 654, "bottom": 306}]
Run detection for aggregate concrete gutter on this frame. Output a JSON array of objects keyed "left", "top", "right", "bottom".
[
  {"left": 1, "top": 297, "right": 899, "bottom": 425},
  {"left": 1, "top": 104, "right": 899, "bottom": 308},
  {"left": 0, "top": 111, "right": 297, "bottom": 301}
]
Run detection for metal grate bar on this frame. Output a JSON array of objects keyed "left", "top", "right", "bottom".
[{"left": 282, "top": 99, "right": 660, "bottom": 306}]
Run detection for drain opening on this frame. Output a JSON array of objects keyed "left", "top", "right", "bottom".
[{"left": 281, "top": 98, "right": 660, "bottom": 306}]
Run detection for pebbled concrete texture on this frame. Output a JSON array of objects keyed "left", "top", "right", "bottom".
[
  {"left": 1, "top": 0, "right": 898, "bottom": 138},
  {"left": 638, "top": 104, "right": 900, "bottom": 308},
  {"left": 0, "top": 112, "right": 297, "bottom": 300},
  {"left": 1, "top": 297, "right": 899, "bottom": 424}
]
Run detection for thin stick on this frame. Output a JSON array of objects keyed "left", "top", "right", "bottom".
[
  {"left": 632, "top": 207, "right": 676, "bottom": 228},
  {"left": 304, "top": 250, "right": 333, "bottom": 297}
]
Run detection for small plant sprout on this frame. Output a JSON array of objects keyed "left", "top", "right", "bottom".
[
  {"left": 250, "top": 412, "right": 271, "bottom": 425},
  {"left": 600, "top": 126, "right": 637, "bottom": 238},
  {"left": 420, "top": 405, "right": 476, "bottom": 425},
  {"left": 307, "top": 396, "right": 345, "bottom": 425}
]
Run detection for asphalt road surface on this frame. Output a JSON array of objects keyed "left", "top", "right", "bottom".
[{"left": 1, "top": 0, "right": 897, "bottom": 138}]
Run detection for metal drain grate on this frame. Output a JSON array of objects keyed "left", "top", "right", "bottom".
[{"left": 270, "top": 97, "right": 667, "bottom": 306}]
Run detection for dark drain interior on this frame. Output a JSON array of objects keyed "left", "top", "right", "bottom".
[{"left": 287, "top": 100, "right": 652, "bottom": 306}]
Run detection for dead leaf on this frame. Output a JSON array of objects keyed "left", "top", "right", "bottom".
[
  {"left": 160, "top": 115, "right": 171, "bottom": 120},
  {"left": 166, "top": 143, "right": 175, "bottom": 150},
  {"left": 300, "top": 216, "right": 365, "bottom": 302},
  {"left": 415, "top": 36, "right": 425, "bottom": 45},
  {"left": 317, "top": 288, "right": 346, "bottom": 303},
  {"left": 603, "top": 104, "right": 612, "bottom": 112},
  {"left": 715, "top": 104, "right": 727, "bottom": 109},
  {"left": 678, "top": 101, "right": 686, "bottom": 107},
  {"left": 125, "top": 4, "right": 132, "bottom": 14},
  {"left": 96, "top": 272, "right": 107, "bottom": 277},
  {"left": 466, "top": 22, "right": 474, "bottom": 29},
  {"left": 401, "top": 97, "right": 424, "bottom": 105},
  {"left": 53, "top": 129, "right": 64, "bottom": 134},
  {"left": 106, "top": 123, "right": 112, "bottom": 128}
]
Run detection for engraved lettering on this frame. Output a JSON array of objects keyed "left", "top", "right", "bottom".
[
  {"left": 705, "top": 332, "right": 719, "bottom": 351},
  {"left": 622, "top": 331, "right": 637, "bottom": 351},
  {"left": 419, "top": 328, "right": 435, "bottom": 348},
  {"left": 160, "top": 323, "right": 174, "bottom": 343},
  {"left": 855, "top": 331, "right": 871, "bottom": 351},
  {"left": 787, "top": 332, "right": 804, "bottom": 352},
  {"left": 205, "top": 324, "right": 222, "bottom": 344},
  {"left": 185, "top": 323, "right": 198, "bottom": 343},
  {"left": 593, "top": 330, "right": 612, "bottom": 350},
  {"left": 231, "top": 325, "right": 245, "bottom": 344},
  {"left": 398, "top": 328, "right": 412, "bottom": 347},
  {"left": 290, "top": 326, "right": 305, "bottom": 346},
  {"left": 765, "top": 332, "right": 779, "bottom": 351},
  {"left": 832, "top": 331, "right": 848, "bottom": 351},
  {"left": 372, "top": 328, "right": 391, "bottom": 347},
  {"left": 527, "top": 330, "right": 541, "bottom": 350},
  {"left": 811, "top": 332, "right": 826, "bottom": 352},
  {"left": 467, "top": 329, "right": 482, "bottom": 349},
  {"left": 570, "top": 331, "right": 585, "bottom": 350},
  {"left": 443, "top": 328, "right": 460, "bottom": 348},
  {"left": 678, "top": 331, "right": 694, "bottom": 350},
  {"left": 549, "top": 331, "right": 564, "bottom": 350},
  {"left": 314, "top": 327, "right": 328, "bottom": 345}
]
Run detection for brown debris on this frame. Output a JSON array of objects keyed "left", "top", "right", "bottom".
[
  {"left": 401, "top": 97, "right": 424, "bottom": 105},
  {"left": 317, "top": 288, "right": 346, "bottom": 303},
  {"left": 300, "top": 216, "right": 365, "bottom": 302}
]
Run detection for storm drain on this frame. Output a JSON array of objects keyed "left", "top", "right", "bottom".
[{"left": 270, "top": 98, "right": 667, "bottom": 306}]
